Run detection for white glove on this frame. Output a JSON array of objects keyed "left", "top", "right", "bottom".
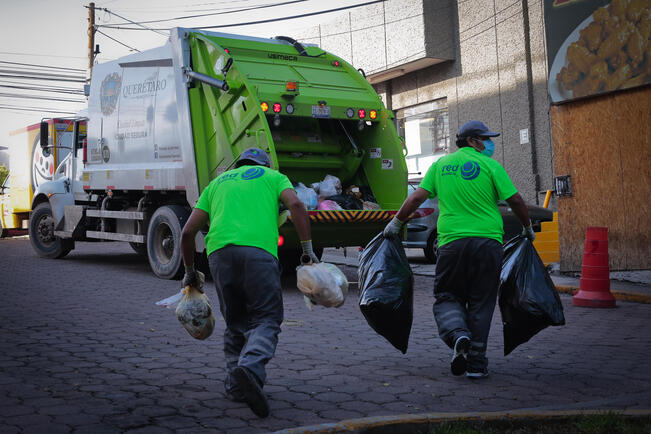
[
  {"left": 383, "top": 217, "right": 404, "bottom": 238},
  {"left": 522, "top": 225, "right": 536, "bottom": 241}
]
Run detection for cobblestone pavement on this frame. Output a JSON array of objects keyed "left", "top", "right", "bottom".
[{"left": 1, "top": 238, "right": 650, "bottom": 433}]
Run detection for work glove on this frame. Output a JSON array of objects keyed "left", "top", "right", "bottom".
[
  {"left": 522, "top": 225, "right": 536, "bottom": 241},
  {"left": 300, "top": 240, "right": 320, "bottom": 265},
  {"left": 182, "top": 265, "right": 205, "bottom": 293},
  {"left": 383, "top": 216, "right": 404, "bottom": 238}
]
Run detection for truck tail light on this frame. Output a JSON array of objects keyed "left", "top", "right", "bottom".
[
  {"left": 286, "top": 103, "right": 295, "bottom": 114},
  {"left": 286, "top": 81, "right": 297, "bottom": 92},
  {"left": 261, "top": 102, "right": 269, "bottom": 112},
  {"left": 273, "top": 103, "right": 282, "bottom": 113},
  {"left": 358, "top": 109, "right": 366, "bottom": 119},
  {"left": 412, "top": 208, "right": 435, "bottom": 218},
  {"left": 333, "top": 60, "right": 340, "bottom": 67},
  {"left": 369, "top": 110, "right": 377, "bottom": 119},
  {"left": 278, "top": 235, "right": 284, "bottom": 246}
]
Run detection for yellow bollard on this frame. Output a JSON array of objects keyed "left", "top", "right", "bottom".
[{"left": 543, "top": 190, "right": 552, "bottom": 208}]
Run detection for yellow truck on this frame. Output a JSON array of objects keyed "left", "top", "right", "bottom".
[{"left": 1, "top": 120, "right": 86, "bottom": 236}]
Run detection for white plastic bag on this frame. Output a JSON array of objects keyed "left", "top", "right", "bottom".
[
  {"left": 313, "top": 175, "right": 342, "bottom": 199},
  {"left": 295, "top": 182, "right": 318, "bottom": 210},
  {"left": 156, "top": 271, "right": 215, "bottom": 340},
  {"left": 296, "top": 262, "right": 348, "bottom": 309}
]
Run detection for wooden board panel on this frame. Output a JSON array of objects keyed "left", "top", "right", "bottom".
[{"left": 551, "top": 86, "right": 651, "bottom": 271}]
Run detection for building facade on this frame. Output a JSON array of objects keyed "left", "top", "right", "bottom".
[{"left": 294, "top": 0, "right": 554, "bottom": 205}]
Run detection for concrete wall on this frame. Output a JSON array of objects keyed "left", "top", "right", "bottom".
[{"left": 293, "top": 0, "right": 554, "bottom": 205}]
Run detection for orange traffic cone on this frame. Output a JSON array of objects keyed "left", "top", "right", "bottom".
[{"left": 573, "top": 227, "right": 616, "bottom": 308}]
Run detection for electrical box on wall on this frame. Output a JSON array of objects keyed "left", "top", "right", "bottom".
[{"left": 555, "top": 175, "right": 572, "bottom": 197}]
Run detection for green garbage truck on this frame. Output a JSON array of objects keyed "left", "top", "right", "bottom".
[{"left": 29, "top": 28, "right": 407, "bottom": 279}]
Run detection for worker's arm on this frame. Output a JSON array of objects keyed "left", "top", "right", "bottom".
[
  {"left": 505, "top": 192, "right": 535, "bottom": 240},
  {"left": 384, "top": 187, "right": 431, "bottom": 238},
  {"left": 280, "top": 188, "right": 318, "bottom": 263},
  {"left": 180, "top": 208, "right": 209, "bottom": 288}
]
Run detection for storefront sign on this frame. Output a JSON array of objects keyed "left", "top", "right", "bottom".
[{"left": 544, "top": 0, "right": 649, "bottom": 104}]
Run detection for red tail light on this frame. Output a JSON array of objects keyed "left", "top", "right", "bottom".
[
  {"left": 412, "top": 208, "right": 435, "bottom": 218},
  {"left": 278, "top": 235, "right": 284, "bottom": 246},
  {"left": 358, "top": 109, "right": 366, "bottom": 119},
  {"left": 273, "top": 103, "right": 282, "bottom": 113}
]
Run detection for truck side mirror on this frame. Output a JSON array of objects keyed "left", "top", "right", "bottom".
[{"left": 40, "top": 122, "right": 49, "bottom": 149}]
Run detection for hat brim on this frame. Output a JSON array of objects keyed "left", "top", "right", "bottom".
[{"left": 483, "top": 131, "right": 500, "bottom": 137}]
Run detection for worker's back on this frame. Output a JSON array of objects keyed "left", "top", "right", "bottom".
[
  {"left": 422, "top": 147, "right": 517, "bottom": 246},
  {"left": 196, "top": 165, "right": 293, "bottom": 259}
]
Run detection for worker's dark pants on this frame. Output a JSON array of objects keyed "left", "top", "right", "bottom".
[
  {"left": 432, "top": 237, "right": 502, "bottom": 372},
  {"left": 208, "top": 245, "right": 283, "bottom": 396}
]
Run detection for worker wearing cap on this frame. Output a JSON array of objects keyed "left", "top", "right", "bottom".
[
  {"left": 384, "top": 120, "right": 535, "bottom": 379},
  {"left": 180, "top": 147, "right": 318, "bottom": 418}
]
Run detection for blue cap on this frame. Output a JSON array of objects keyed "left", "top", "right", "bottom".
[
  {"left": 236, "top": 147, "right": 271, "bottom": 168},
  {"left": 457, "top": 120, "right": 500, "bottom": 139}
]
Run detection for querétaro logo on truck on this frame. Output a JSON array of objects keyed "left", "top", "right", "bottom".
[{"left": 100, "top": 73, "right": 122, "bottom": 116}]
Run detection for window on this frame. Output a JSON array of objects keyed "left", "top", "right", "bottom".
[{"left": 396, "top": 98, "right": 449, "bottom": 181}]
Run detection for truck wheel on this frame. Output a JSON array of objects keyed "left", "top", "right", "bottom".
[
  {"left": 29, "top": 202, "right": 73, "bottom": 259},
  {"left": 147, "top": 205, "right": 189, "bottom": 280},
  {"left": 424, "top": 231, "right": 438, "bottom": 264}
]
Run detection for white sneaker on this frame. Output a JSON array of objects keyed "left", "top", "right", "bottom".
[{"left": 451, "top": 336, "right": 470, "bottom": 376}]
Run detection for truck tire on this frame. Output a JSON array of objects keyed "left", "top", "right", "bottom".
[
  {"left": 129, "top": 242, "right": 147, "bottom": 257},
  {"left": 29, "top": 202, "right": 74, "bottom": 259},
  {"left": 147, "top": 205, "right": 189, "bottom": 280},
  {"left": 424, "top": 231, "right": 438, "bottom": 264}
]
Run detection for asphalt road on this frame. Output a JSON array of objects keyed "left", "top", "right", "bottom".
[{"left": 1, "top": 237, "right": 649, "bottom": 433}]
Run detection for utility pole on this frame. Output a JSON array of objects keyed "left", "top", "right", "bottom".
[{"left": 88, "top": 2, "right": 96, "bottom": 78}]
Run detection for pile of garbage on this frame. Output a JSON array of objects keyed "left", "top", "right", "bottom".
[{"left": 295, "top": 174, "right": 380, "bottom": 211}]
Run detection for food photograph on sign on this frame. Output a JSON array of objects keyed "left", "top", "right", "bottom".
[{"left": 545, "top": 0, "right": 650, "bottom": 103}]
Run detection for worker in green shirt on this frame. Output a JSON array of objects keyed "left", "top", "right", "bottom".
[
  {"left": 179, "top": 148, "right": 318, "bottom": 418},
  {"left": 384, "top": 121, "right": 535, "bottom": 379}
]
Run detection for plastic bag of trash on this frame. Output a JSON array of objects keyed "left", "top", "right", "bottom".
[
  {"left": 358, "top": 233, "right": 414, "bottom": 353},
  {"left": 317, "top": 199, "right": 342, "bottom": 211},
  {"left": 326, "top": 194, "right": 363, "bottom": 210},
  {"left": 499, "top": 236, "right": 565, "bottom": 356},
  {"left": 156, "top": 271, "right": 215, "bottom": 341},
  {"left": 297, "top": 262, "right": 348, "bottom": 309},
  {"left": 295, "top": 182, "right": 318, "bottom": 210},
  {"left": 313, "top": 174, "right": 342, "bottom": 199},
  {"left": 363, "top": 201, "right": 381, "bottom": 210}
]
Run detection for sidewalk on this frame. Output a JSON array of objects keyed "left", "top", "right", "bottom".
[{"left": 322, "top": 248, "right": 651, "bottom": 304}]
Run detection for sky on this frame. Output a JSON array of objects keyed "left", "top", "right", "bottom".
[{"left": 0, "top": 0, "right": 371, "bottom": 166}]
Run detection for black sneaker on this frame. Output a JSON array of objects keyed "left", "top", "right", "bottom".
[
  {"left": 451, "top": 336, "right": 470, "bottom": 376},
  {"left": 232, "top": 366, "right": 270, "bottom": 418}
]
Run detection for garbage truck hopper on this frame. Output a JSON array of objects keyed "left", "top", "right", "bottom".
[{"left": 186, "top": 30, "right": 407, "bottom": 252}]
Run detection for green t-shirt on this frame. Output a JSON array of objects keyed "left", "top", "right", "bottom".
[
  {"left": 195, "top": 165, "right": 294, "bottom": 258},
  {"left": 419, "top": 147, "right": 518, "bottom": 247}
]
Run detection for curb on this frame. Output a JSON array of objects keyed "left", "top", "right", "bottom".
[
  {"left": 272, "top": 409, "right": 651, "bottom": 434},
  {"left": 325, "top": 256, "right": 651, "bottom": 305},
  {"left": 555, "top": 285, "right": 651, "bottom": 304}
]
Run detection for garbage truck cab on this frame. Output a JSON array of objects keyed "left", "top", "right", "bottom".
[{"left": 29, "top": 28, "right": 407, "bottom": 278}]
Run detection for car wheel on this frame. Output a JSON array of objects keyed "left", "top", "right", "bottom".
[
  {"left": 424, "top": 231, "right": 438, "bottom": 264},
  {"left": 29, "top": 202, "right": 74, "bottom": 259},
  {"left": 146, "top": 205, "right": 189, "bottom": 280}
]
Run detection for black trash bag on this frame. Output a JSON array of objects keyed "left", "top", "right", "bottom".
[
  {"left": 499, "top": 236, "right": 565, "bottom": 356},
  {"left": 325, "top": 194, "right": 363, "bottom": 210},
  {"left": 358, "top": 233, "right": 414, "bottom": 353}
]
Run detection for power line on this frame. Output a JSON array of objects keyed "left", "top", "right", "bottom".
[
  {"left": 0, "top": 92, "right": 86, "bottom": 104},
  {"left": 0, "top": 74, "right": 87, "bottom": 83},
  {"left": 0, "top": 60, "right": 85, "bottom": 73},
  {"left": 96, "top": 0, "right": 386, "bottom": 31},
  {"left": 0, "top": 105, "right": 78, "bottom": 115},
  {"left": 0, "top": 84, "right": 84, "bottom": 95},
  {"left": 96, "top": 30, "right": 140, "bottom": 52},
  {"left": 96, "top": 7, "right": 168, "bottom": 36},
  {"left": 100, "top": 0, "right": 306, "bottom": 26}
]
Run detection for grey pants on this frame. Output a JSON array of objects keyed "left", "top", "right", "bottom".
[
  {"left": 208, "top": 245, "right": 283, "bottom": 395},
  {"left": 432, "top": 237, "right": 502, "bottom": 372}
]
